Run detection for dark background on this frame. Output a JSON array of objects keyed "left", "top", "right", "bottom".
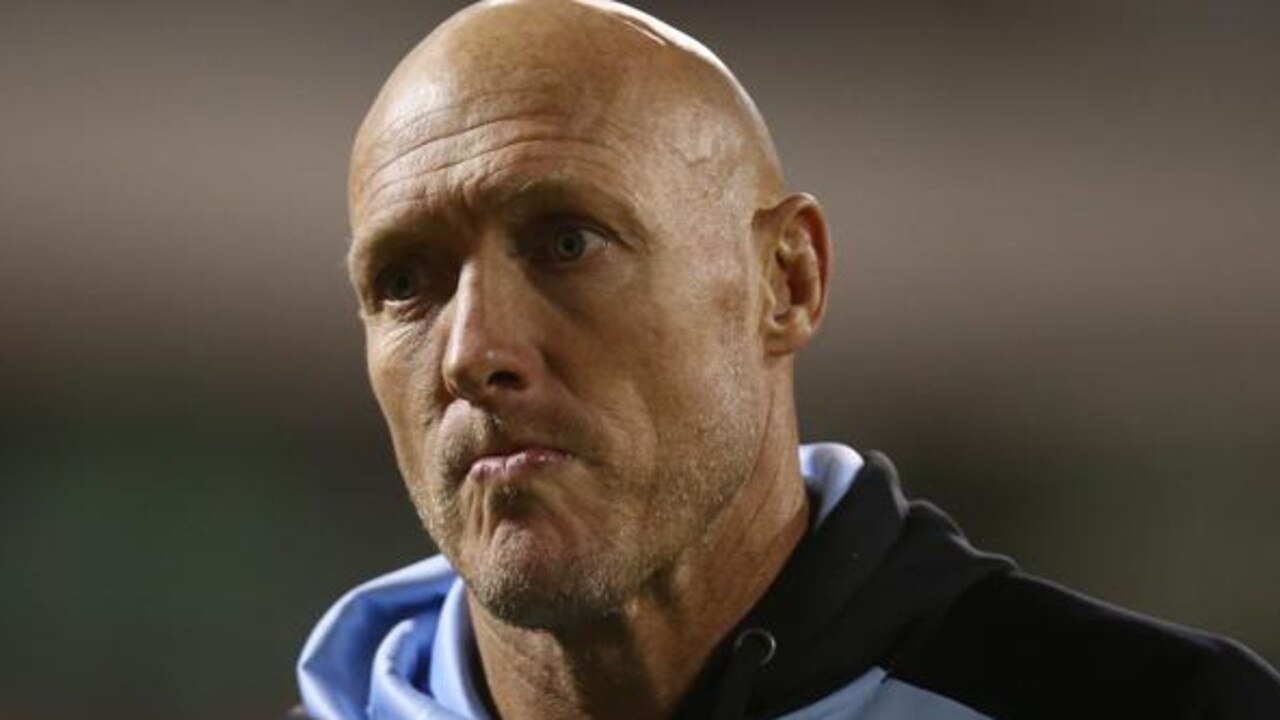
[{"left": 2, "top": 1, "right": 1276, "bottom": 718}]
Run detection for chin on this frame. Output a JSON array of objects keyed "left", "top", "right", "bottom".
[
  {"left": 465, "top": 524, "right": 635, "bottom": 631},
  {"left": 474, "top": 580, "right": 619, "bottom": 631}
]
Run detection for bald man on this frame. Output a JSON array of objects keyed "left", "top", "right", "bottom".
[{"left": 293, "top": 2, "right": 1280, "bottom": 719}]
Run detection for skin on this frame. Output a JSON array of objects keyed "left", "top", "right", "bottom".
[{"left": 346, "top": 1, "right": 832, "bottom": 717}]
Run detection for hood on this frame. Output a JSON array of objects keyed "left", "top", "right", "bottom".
[
  {"left": 295, "top": 444, "right": 1014, "bottom": 719},
  {"left": 675, "top": 450, "right": 1014, "bottom": 718},
  {"left": 297, "top": 555, "right": 468, "bottom": 719}
]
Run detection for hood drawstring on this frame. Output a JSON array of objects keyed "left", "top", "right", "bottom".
[{"left": 711, "top": 627, "right": 777, "bottom": 720}]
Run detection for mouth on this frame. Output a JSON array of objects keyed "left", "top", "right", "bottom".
[{"left": 466, "top": 446, "right": 569, "bottom": 487}]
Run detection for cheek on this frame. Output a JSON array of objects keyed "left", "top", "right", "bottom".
[
  {"left": 632, "top": 266, "right": 756, "bottom": 376},
  {"left": 587, "top": 304, "right": 738, "bottom": 448},
  {"left": 366, "top": 322, "right": 444, "bottom": 468},
  {"left": 638, "top": 275, "right": 761, "bottom": 433}
]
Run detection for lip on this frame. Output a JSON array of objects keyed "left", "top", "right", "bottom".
[{"left": 467, "top": 446, "right": 568, "bottom": 486}]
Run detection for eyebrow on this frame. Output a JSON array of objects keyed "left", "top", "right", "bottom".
[
  {"left": 493, "top": 176, "right": 649, "bottom": 246},
  {"left": 347, "top": 231, "right": 426, "bottom": 287},
  {"left": 347, "top": 174, "right": 649, "bottom": 285}
]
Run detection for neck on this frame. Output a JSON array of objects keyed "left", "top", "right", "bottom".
[{"left": 469, "top": 420, "right": 809, "bottom": 720}]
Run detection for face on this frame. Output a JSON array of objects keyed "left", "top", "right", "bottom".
[{"left": 348, "top": 69, "right": 772, "bottom": 629}]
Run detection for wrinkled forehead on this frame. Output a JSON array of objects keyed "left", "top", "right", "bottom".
[
  {"left": 355, "top": 74, "right": 630, "bottom": 176},
  {"left": 349, "top": 75, "right": 749, "bottom": 252},
  {"left": 355, "top": 1, "right": 761, "bottom": 185},
  {"left": 353, "top": 52, "right": 723, "bottom": 183},
  {"left": 348, "top": 0, "right": 778, "bottom": 247}
]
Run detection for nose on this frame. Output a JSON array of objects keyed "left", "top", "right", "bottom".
[{"left": 441, "top": 259, "right": 537, "bottom": 405}]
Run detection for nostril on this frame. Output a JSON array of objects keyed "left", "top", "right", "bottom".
[{"left": 488, "top": 370, "right": 522, "bottom": 389}]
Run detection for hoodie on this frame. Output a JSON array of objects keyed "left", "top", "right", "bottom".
[{"left": 294, "top": 444, "right": 1280, "bottom": 719}]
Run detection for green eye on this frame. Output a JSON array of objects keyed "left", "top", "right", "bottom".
[
  {"left": 378, "top": 265, "right": 419, "bottom": 302},
  {"left": 550, "top": 227, "right": 589, "bottom": 262},
  {"left": 540, "top": 223, "right": 612, "bottom": 265}
]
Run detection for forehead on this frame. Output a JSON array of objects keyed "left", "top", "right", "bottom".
[{"left": 349, "top": 77, "right": 678, "bottom": 239}]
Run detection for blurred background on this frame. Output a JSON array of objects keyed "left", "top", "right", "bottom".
[{"left": 1, "top": 0, "right": 1277, "bottom": 717}]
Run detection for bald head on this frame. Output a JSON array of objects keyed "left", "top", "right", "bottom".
[
  {"left": 348, "top": 0, "right": 831, "bottom": 636},
  {"left": 350, "top": 0, "right": 783, "bottom": 233}
]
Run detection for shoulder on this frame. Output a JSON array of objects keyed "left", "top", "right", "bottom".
[
  {"left": 890, "top": 571, "right": 1280, "bottom": 720},
  {"left": 293, "top": 554, "right": 461, "bottom": 720}
]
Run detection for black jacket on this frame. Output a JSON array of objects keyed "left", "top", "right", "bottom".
[
  {"left": 677, "top": 451, "right": 1280, "bottom": 719},
  {"left": 291, "top": 451, "right": 1280, "bottom": 719}
]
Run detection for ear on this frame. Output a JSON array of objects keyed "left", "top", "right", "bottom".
[{"left": 757, "top": 193, "right": 831, "bottom": 356}]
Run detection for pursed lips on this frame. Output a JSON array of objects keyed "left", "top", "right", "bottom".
[{"left": 467, "top": 446, "right": 569, "bottom": 485}]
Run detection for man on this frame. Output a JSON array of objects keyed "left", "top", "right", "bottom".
[{"left": 294, "top": 1, "right": 1280, "bottom": 718}]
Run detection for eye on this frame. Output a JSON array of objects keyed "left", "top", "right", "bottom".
[
  {"left": 375, "top": 262, "right": 421, "bottom": 303},
  {"left": 537, "top": 224, "right": 610, "bottom": 265},
  {"left": 551, "top": 226, "right": 588, "bottom": 261}
]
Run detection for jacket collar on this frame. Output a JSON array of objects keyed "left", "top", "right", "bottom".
[{"left": 677, "top": 451, "right": 1015, "bottom": 718}]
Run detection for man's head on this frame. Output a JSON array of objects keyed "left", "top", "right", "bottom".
[{"left": 346, "top": 0, "right": 830, "bottom": 630}]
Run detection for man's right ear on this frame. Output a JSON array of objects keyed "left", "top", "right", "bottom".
[{"left": 756, "top": 193, "right": 832, "bottom": 357}]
